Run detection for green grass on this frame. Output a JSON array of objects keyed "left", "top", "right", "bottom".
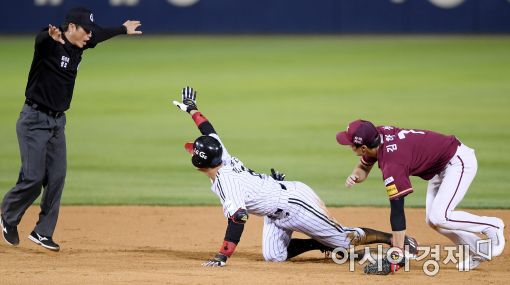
[{"left": 0, "top": 35, "right": 509, "bottom": 208}]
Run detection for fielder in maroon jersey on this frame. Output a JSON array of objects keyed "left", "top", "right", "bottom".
[{"left": 336, "top": 120, "right": 505, "bottom": 273}]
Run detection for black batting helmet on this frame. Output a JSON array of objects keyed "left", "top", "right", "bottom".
[{"left": 189, "top": 135, "right": 223, "bottom": 168}]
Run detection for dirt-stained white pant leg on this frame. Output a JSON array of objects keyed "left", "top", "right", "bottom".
[
  {"left": 426, "top": 172, "right": 481, "bottom": 254},
  {"left": 262, "top": 216, "right": 292, "bottom": 262},
  {"left": 427, "top": 145, "right": 502, "bottom": 234},
  {"left": 275, "top": 181, "right": 358, "bottom": 250}
]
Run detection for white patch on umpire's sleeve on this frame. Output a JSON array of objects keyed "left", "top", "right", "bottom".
[{"left": 384, "top": 176, "right": 395, "bottom": 186}]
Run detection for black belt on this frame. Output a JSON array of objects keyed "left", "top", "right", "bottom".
[{"left": 25, "top": 99, "right": 64, "bottom": 118}]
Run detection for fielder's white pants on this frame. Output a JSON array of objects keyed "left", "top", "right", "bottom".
[
  {"left": 426, "top": 144, "right": 501, "bottom": 254},
  {"left": 261, "top": 181, "right": 358, "bottom": 262}
]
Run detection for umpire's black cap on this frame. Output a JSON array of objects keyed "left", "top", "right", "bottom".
[{"left": 63, "top": 7, "right": 99, "bottom": 33}]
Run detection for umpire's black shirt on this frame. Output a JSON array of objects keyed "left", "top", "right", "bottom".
[{"left": 25, "top": 26, "right": 127, "bottom": 112}]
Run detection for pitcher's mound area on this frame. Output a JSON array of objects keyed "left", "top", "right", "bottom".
[{"left": 0, "top": 206, "right": 509, "bottom": 284}]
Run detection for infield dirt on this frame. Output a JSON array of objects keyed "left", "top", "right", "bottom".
[{"left": 0, "top": 206, "right": 508, "bottom": 284}]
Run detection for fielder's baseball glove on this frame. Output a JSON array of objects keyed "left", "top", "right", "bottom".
[{"left": 364, "top": 256, "right": 404, "bottom": 275}]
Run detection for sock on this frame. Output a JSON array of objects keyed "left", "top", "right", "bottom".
[{"left": 286, "top": 238, "right": 334, "bottom": 260}]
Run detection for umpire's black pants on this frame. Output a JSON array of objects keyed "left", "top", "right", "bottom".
[{"left": 1, "top": 103, "right": 66, "bottom": 237}]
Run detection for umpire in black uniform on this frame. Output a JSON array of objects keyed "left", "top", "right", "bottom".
[{"left": 0, "top": 7, "right": 142, "bottom": 251}]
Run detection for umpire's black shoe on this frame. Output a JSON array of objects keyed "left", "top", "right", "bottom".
[
  {"left": 1, "top": 215, "right": 19, "bottom": 246},
  {"left": 28, "top": 231, "right": 60, "bottom": 251}
]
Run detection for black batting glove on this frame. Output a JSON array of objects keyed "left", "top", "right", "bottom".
[
  {"left": 202, "top": 253, "right": 227, "bottom": 267},
  {"left": 182, "top": 86, "right": 198, "bottom": 113},
  {"left": 271, "top": 168, "right": 286, "bottom": 181},
  {"left": 172, "top": 86, "right": 198, "bottom": 113}
]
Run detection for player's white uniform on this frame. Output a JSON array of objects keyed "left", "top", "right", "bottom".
[
  {"left": 208, "top": 134, "right": 359, "bottom": 262},
  {"left": 425, "top": 144, "right": 504, "bottom": 256}
]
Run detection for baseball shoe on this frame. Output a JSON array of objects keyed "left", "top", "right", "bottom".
[
  {"left": 483, "top": 218, "right": 505, "bottom": 257},
  {"left": 316, "top": 241, "right": 334, "bottom": 259},
  {"left": 316, "top": 242, "right": 360, "bottom": 260},
  {"left": 1, "top": 215, "right": 19, "bottom": 246},
  {"left": 28, "top": 231, "right": 60, "bottom": 251},
  {"left": 403, "top": 236, "right": 418, "bottom": 259},
  {"left": 456, "top": 254, "right": 486, "bottom": 271}
]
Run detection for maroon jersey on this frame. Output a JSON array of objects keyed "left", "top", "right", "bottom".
[{"left": 362, "top": 126, "right": 460, "bottom": 200}]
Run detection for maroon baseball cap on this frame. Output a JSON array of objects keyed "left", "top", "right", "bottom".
[
  {"left": 63, "top": 7, "right": 99, "bottom": 33},
  {"left": 336, "top": 119, "right": 379, "bottom": 146}
]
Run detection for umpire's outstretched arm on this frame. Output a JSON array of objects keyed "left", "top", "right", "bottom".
[{"left": 88, "top": 20, "right": 142, "bottom": 47}]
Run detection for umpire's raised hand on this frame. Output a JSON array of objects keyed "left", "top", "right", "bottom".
[
  {"left": 48, "top": 24, "right": 65, "bottom": 44},
  {"left": 122, "top": 20, "right": 142, "bottom": 35},
  {"left": 173, "top": 86, "right": 198, "bottom": 113}
]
